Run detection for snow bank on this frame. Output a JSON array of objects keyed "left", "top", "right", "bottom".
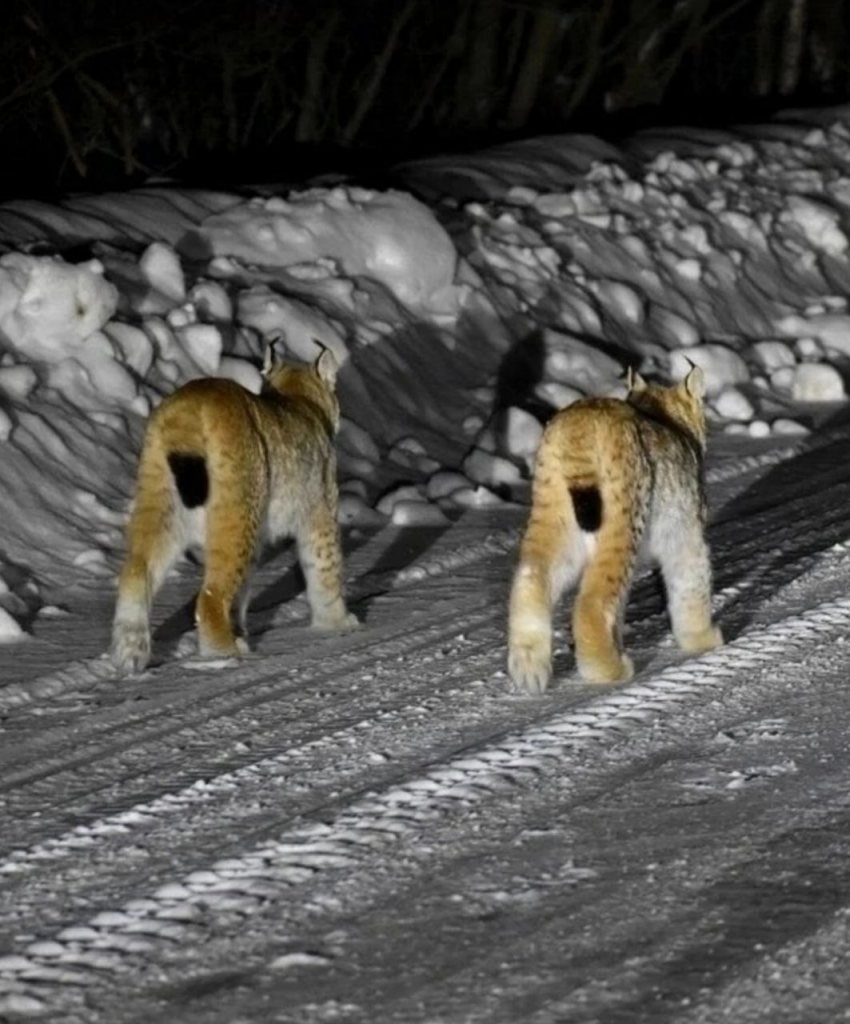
[
  {"left": 194, "top": 186, "right": 458, "bottom": 310},
  {"left": 1, "top": 109, "right": 850, "bottom": 638}
]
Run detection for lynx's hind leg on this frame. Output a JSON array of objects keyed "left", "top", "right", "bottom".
[
  {"left": 196, "top": 452, "right": 263, "bottom": 658},
  {"left": 572, "top": 489, "right": 643, "bottom": 684},
  {"left": 656, "top": 517, "right": 723, "bottom": 654},
  {"left": 111, "top": 442, "right": 183, "bottom": 674},
  {"left": 297, "top": 500, "right": 358, "bottom": 631},
  {"left": 508, "top": 458, "right": 584, "bottom": 694},
  {"left": 232, "top": 576, "right": 254, "bottom": 655}
]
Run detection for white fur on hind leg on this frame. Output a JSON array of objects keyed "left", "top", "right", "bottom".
[
  {"left": 110, "top": 620, "right": 152, "bottom": 675},
  {"left": 508, "top": 608, "right": 552, "bottom": 694}
]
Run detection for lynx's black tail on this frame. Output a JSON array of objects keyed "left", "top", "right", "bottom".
[
  {"left": 167, "top": 452, "right": 209, "bottom": 508},
  {"left": 570, "top": 485, "right": 603, "bottom": 532}
]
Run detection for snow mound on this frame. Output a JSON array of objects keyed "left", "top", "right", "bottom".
[
  {"left": 0, "top": 254, "right": 118, "bottom": 361},
  {"left": 4, "top": 109, "right": 850, "bottom": 604},
  {"left": 196, "top": 186, "right": 458, "bottom": 309},
  {"left": 791, "top": 363, "right": 846, "bottom": 402}
]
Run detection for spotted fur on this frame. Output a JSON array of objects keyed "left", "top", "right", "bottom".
[
  {"left": 110, "top": 348, "right": 357, "bottom": 674},
  {"left": 508, "top": 366, "right": 722, "bottom": 692}
]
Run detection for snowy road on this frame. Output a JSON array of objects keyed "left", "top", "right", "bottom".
[{"left": 4, "top": 416, "right": 850, "bottom": 1023}]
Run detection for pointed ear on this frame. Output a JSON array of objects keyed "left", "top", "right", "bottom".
[
  {"left": 314, "top": 343, "right": 338, "bottom": 387},
  {"left": 262, "top": 334, "right": 282, "bottom": 377},
  {"left": 683, "top": 364, "right": 706, "bottom": 399},
  {"left": 627, "top": 367, "right": 647, "bottom": 392}
]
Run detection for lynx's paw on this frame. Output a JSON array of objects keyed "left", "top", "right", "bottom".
[
  {"left": 110, "top": 622, "right": 152, "bottom": 675},
  {"left": 677, "top": 623, "right": 723, "bottom": 654},
  {"left": 313, "top": 609, "right": 361, "bottom": 633},
  {"left": 198, "top": 635, "right": 244, "bottom": 660},
  {"left": 577, "top": 651, "right": 634, "bottom": 685},
  {"left": 508, "top": 641, "right": 552, "bottom": 695}
]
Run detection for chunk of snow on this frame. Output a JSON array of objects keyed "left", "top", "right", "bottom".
[
  {"left": 791, "top": 363, "right": 846, "bottom": 401},
  {"left": 782, "top": 196, "right": 848, "bottom": 256},
  {"left": 139, "top": 242, "right": 185, "bottom": 303},
  {"left": 463, "top": 448, "right": 523, "bottom": 489},
  {"left": 388, "top": 438, "right": 440, "bottom": 474},
  {"left": 104, "top": 322, "right": 155, "bottom": 378},
  {"left": 340, "top": 478, "right": 368, "bottom": 499},
  {"left": 533, "top": 193, "right": 576, "bottom": 218},
  {"left": 794, "top": 337, "right": 823, "bottom": 360},
  {"left": 376, "top": 484, "right": 424, "bottom": 516},
  {"left": 713, "top": 387, "right": 754, "bottom": 422},
  {"left": 269, "top": 951, "right": 332, "bottom": 970},
  {"left": 197, "top": 186, "right": 457, "bottom": 309},
  {"left": 593, "top": 281, "right": 644, "bottom": 324},
  {"left": 501, "top": 407, "right": 543, "bottom": 461},
  {"left": 748, "top": 420, "right": 771, "bottom": 438},
  {"left": 218, "top": 356, "right": 262, "bottom": 393},
  {"left": 0, "top": 365, "right": 38, "bottom": 399},
  {"left": 338, "top": 492, "right": 384, "bottom": 527},
  {"left": 751, "top": 340, "right": 795, "bottom": 372},
  {"left": 426, "top": 471, "right": 471, "bottom": 501},
  {"left": 675, "top": 258, "right": 702, "bottom": 281},
  {"left": 390, "top": 500, "right": 449, "bottom": 526},
  {"left": 535, "top": 380, "right": 583, "bottom": 410},
  {"left": 24, "top": 941, "right": 66, "bottom": 958},
  {"left": 0, "top": 606, "right": 24, "bottom": 642},
  {"left": 448, "top": 485, "right": 508, "bottom": 508},
  {"left": 543, "top": 331, "right": 622, "bottom": 390},
  {"left": 153, "top": 882, "right": 192, "bottom": 901},
  {"left": 338, "top": 419, "right": 380, "bottom": 463},
  {"left": 653, "top": 308, "right": 700, "bottom": 348},
  {"left": 777, "top": 313, "right": 850, "bottom": 357},
  {"left": 669, "top": 344, "right": 749, "bottom": 396},
  {"left": 166, "top": 303, "right": 196, "bottom": 329},
  {"left": 177, "top": 323, "right": 223, "bottom": 374},
  {"left": 189, "top": 279, "right": 232, "bottom": 322},
  {"left": 0, "top": 254, "right": 118, "bottom": 362},
  {"left": 0, "top": 994, "right": 47, "bottom": 1015},
  {"left": 772, "top": 418, "right": 809, "bottom": 436}
]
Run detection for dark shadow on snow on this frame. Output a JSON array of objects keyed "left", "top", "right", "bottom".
[
  {"left": 708, "top": 401, "right": 850, "bottom": 641},
  {"left": 493, "top": 327, "right": 551, "bottom": 423},
  {"left": 595, "top": 811, "right": 850, "bottom": 1024}
]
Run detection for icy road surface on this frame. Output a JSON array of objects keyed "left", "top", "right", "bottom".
[{"left": 3, "top": 417, "right": 850, "bottom": 1023}]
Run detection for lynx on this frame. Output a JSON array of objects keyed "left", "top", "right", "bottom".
[
  {"left": 110, "top": 344, "right": 357, "bottom": 674},
  {"left": 508, "top": 366, "right": 722, "bottom": 692}
]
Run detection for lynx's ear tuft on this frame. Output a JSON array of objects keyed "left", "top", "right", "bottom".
[
  {"left": 626, "top": 367, "right": 647, "bottom": 393},
  {"left": 313, "top": 340, "right": 338, "bottom": 386},
  {"left": 683, "top": 364, "right": 706, "bottom": 399},
  {"left": 262, "top": 334, "right": 283, "bottom": 377}
]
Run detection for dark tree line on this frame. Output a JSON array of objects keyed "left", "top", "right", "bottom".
[{"left": 0, "top": 0, "right": 846, "bottom": 195}]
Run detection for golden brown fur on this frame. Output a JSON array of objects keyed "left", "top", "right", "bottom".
[
  {"left": 111, "top": 348, "right": 357, "bottom": 674},
  {"left": 508, "top": 366, "right": 722, "bottom": 692}
]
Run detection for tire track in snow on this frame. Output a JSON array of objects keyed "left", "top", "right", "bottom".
[
  {"left": 3, "top": 431, "right": 850, "bottom": 1017},
  {"left": 3, "top": 448, "right": 850, "bottom": 888},
  {"left": 3, "top": 474, "right": 848, "bottom": 875},
  {"left": 3, "top": 590, "right": 850, "bottom": 1017}
]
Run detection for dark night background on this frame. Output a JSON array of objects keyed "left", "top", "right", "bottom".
[{"left": 0, "top": 0, "right": 845, "bottom": 197}]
